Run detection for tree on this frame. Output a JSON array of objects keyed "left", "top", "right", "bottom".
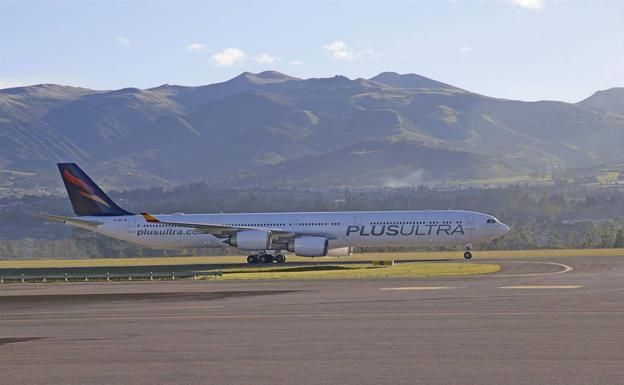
[
  {"left": 614, "top": 229, "right": 624, "bottom": 248},
  {"left": 581, "top": 233, "right": 593, "bottom": 249}
]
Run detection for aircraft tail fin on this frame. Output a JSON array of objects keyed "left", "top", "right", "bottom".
[{"left": 57, "top": 163, "right": 133, "bottom": 217}]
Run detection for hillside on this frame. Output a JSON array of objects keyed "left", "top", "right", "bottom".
[
  {"left": 1, "top": 72, "right": 623, "bottom": 194},
  {"left": 578, "top": 88, "right": 624, "bottom": 116}
]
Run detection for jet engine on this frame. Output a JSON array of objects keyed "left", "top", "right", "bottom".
[
  {"left": 227, "top": 230, "right": 272, "bottom": 251},
  {"left": 327, "top": 246, "right": 353, "bottom": 257},
  {"left": 287, "top": 236, "right": 329, "bottom": 257}
]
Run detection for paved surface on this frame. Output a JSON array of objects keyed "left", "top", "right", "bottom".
[{"left": 2, "top": 256, "right": 624, "bottom": 385}]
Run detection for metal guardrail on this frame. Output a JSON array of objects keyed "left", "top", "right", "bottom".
[{"left": 0, "top": 271, "right": 222, "bottom": 283}]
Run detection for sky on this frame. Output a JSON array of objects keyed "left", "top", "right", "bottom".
[{"left": 0, "top": 0, "right": 623, "bottom": 102}]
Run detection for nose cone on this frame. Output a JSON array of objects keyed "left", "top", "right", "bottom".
[{"left": 499, "top": 223, "right": 511, "bottom": 236}]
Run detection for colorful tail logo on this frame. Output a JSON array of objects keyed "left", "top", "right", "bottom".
[
  {"left": 62, "top": 170, "right": 111, "bottom": 208},
  {"left": 57, "top": 163, "right": 132, "bottom": 217}
]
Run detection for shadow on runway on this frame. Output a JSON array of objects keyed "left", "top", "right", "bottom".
[
  {"left": 0, "top": 337, "right": 46, "bottom": 346},
  {"left": 0, "top": 290, "right": 299, "bottom": 308}
]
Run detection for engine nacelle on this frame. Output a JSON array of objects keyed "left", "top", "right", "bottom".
[
  {"left": 327, "top": 246, "right": 353, "bottom": 257},
  {"left": 228, "top": 230, "right": 272, "bottom": 251},
  {"left": 287, "top": 236, "right": 329, "bottom": 257}
]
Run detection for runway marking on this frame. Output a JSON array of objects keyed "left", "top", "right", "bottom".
[
  {"left": 497, "top": 262, "right": 573, "bottom": 277},
  {"left": 380, "top": 286, "right": 456, "bottom": 291},
  {"left": 3, "top": 310, "right": 624, "bottom": 323},
  {"left": 499, "top": 285, "right": 582, "bottom": 289}
]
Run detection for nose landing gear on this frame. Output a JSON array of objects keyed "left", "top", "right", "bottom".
[{"left": 463, "top": 244, "right": 473, "bottom": 260}]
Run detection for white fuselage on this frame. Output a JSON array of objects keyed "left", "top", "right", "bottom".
[{"left": 73, "top": 210, "right": 509, "bottom": 253}]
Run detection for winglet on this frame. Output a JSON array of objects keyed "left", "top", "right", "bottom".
[{"left": 141, "top": 212, "right": 160, "bottom": 223}]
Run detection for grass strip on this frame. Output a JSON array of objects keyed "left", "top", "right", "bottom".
[
  {"left": 208, "top": 262, "right": 501, "bottom": 280},
  {"left": 0, "top": 248, "right": 622, "bottom": 269}
]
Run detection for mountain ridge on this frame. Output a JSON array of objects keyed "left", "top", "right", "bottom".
[
  {"left": 577, "top": 87, "right": 624, "bottom": 116},
  {"left": 1, "top": 71, "right": 623, "bottom": 193}
]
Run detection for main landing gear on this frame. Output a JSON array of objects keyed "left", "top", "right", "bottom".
[
  {"left": 463, "top": 243, "right": 473, "bottom": 260},
  {"left": 247, "top": 253, "right": 286, "bottom": 264}
]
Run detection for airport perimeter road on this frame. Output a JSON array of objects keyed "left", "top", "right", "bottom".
[{"left": 2, "top": 256, "right": 624, "bottom": 385}]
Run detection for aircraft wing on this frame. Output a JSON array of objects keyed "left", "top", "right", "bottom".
[{"left": 140, "top": 213, "right": 337, "bottom": 240}]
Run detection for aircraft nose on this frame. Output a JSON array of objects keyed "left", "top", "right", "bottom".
[{"left": 500, "top": 223, "right": 511, "bottom": 235}]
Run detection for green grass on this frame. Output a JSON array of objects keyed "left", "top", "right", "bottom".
[
  {"left": 452, "top": 175, "right": 552, "bottom": 185},
  {"left": 597, "top": 171, "right": 620, "bottom": 183},
  {"left": 5, "top": 248, "right": 624, "bottom": 281},
  {"left": 1, "top": 248, "right": 624, "bottom": 270},
  {"left": 210, "top": 262, "right": 501, "bottom": 280}
]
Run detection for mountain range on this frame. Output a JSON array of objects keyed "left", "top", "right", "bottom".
[{"left": 1, "top": 71, "right": 624, "bottom": 194}]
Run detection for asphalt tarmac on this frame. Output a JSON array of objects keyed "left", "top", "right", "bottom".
[{"left": 2, "top": 256, "right": 624, "bottom": 385}]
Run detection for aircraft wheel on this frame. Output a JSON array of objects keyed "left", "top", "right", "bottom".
[
  {"left": 463, "top": 251, "right": 473, "bottom": 260},
  {"left": 259, "top": 254, "right": 274, "bottom": 264},
  {"left": 275, "top": 254, "right": 286, "bottom": 264},
  {"left": 247, "top": 255, "right": 259, "bottom": 264}
]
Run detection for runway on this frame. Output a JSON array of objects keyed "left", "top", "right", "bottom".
[{"left": 2, "top": 256, "right": 624, "bottom": 385}]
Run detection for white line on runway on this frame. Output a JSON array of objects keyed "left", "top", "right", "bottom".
[
  {"left": 497, "top": 262, "right": 573, "bottom": 277},
  {"left": 5, "top": 310, "right": 624, "bottom": 323},
  {"left": 499, "top": 285, "right": 582, "bottom": 289},
  {"left": 380, "top": 286, "right": 456, "bottom": 291}
]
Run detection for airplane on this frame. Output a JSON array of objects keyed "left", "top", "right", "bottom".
[{"left": 41, "top": 163, "right": 510, "bottom": 264}]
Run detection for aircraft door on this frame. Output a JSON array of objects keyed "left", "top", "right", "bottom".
[
  {"left": 465, "top": 214, "right": 475, "bottom": 242},
  {"left": 127, "top": 217, "right": 137, "bottom": 233}
]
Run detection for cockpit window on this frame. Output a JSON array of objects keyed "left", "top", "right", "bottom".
[{"left": 486, "top": 218, "right": 496, "bottom": 224}]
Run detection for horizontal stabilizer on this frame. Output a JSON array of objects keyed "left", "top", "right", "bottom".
[{"left": 38, "top": 214, "right": 103, "bottom": 228}]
